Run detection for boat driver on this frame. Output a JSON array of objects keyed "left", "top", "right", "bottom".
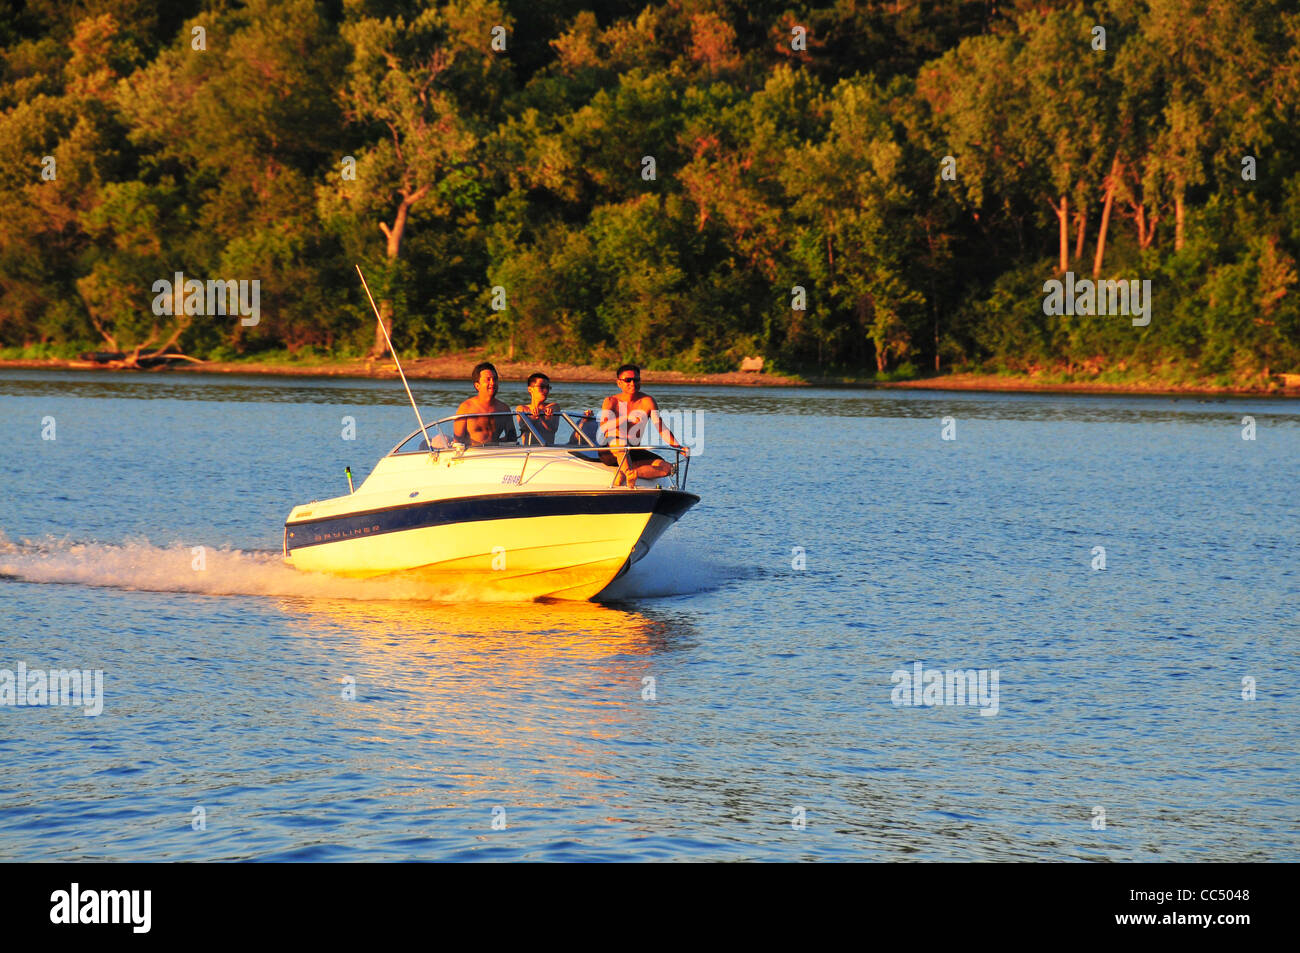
[
  {"left": 598, "top": 363, "right": 689, "bottom": 487},
  {"left": 455, "top": 362, "right": 517, "bottom": 446}
]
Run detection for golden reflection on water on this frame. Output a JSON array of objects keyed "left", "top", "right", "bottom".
[
  {"left": 277, "top": 595, "right": 686, "bottom": 661},
  {"left": 274, "top": 595, "right": 693, "bottom": 810}
]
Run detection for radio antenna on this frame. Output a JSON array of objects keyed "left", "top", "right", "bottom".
[{"left": 355, "top": 264, "right": 434, "bottom": 453}]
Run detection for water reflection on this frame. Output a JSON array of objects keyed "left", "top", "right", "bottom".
[
  {"left": 268, "top": 596, "right": 697, "bottom": 812},
  {"left": 3, "top": 369, "right": 1297, "bottom": 426},
  {"left": 276, "top": 595, "right": 693, "bottom": 662},
  {"left": 0, "top": 370, "right": 461, "bottom": 406}
]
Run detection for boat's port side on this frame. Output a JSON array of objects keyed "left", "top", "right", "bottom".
[
  {"left": 283, "top": 489, "right": 699, "bottom": 600},
  {"left": 285, "top": 490, "right": 694, "bottom": 551}
]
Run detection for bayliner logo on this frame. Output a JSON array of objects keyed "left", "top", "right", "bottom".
[
  {"left": 312, "top": 524, "right": 381, "bottom": 543},
  {"left": 50, "top": 883, "right": 151, "bottom": 933}
]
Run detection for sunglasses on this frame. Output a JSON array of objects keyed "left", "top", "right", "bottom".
[
  {"left": 531, "top": 383, "right": 551, "bottom": 390},
  {"left": 619, "top": 377, "right": 639, "bottom": 383}
]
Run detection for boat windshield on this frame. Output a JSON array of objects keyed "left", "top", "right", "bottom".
[{"left": 390, "top": 410, "right": 603, "bottom": 455}]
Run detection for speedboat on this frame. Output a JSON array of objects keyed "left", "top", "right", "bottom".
[{"left": 282, "top": 411, "right": 698, "bottom": 600}]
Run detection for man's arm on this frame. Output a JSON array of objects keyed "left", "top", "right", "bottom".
[
  {"left": 648, "top": 398, "right": 689, "bottom": 455},
  {"left": 496, "top": 400, "right": 517, "bottom": 441},
  {"left": 538, "top": 401, "right": 559, "bottom": 432},
  {"left": 453, "top": 400, "right": 471, "bottom": 442}
]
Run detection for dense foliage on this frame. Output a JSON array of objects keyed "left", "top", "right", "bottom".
[{"left": 1, "top": 0, "right": 1297, "bottom": 381}]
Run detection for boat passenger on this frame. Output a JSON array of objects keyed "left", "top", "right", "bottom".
[
  {"left": 568, "top": 410, "right": 600, "bottom": 447},
  {"left": 598, "top": 363, "right": 689, "bottom": 488},
  {"left": 455, "top": 362, "right": 517, "bottom": 446},
  {"left": 515, "top": 372, "right": 560, "bottom": 445}
]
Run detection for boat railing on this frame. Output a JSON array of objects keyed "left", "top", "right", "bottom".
[{"left": 389, "top": 411, "right": 692, "bottom": 490}]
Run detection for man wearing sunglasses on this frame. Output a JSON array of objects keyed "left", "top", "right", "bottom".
[
  {"left": 599, "top": 363, "right": 689, "bottom": 487},
  {"left": 515, "top": 372, "right": 560, "bottom": 445}
]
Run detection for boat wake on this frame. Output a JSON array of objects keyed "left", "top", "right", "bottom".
[
  {"left": 0, "top": 533, "right": 533, "bottom": 603},
  {"left": 0, "top": 533, "right": 728, "bottom": 603}
]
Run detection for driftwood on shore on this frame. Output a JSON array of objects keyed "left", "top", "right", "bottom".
[{"left": 76, "top": 347, "right": 205, "bottom": 370}]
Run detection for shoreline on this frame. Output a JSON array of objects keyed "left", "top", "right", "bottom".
[
  {"left": 2, "top": 357, "right": 1297, "bottom": 397},
  {"left": 873, "top": 372, "right": 1300, "bottom": 398},
  {"left": 0, "top": 355, "right": 803, "bottom": 387}
]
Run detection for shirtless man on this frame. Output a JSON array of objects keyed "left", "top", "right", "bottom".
[
  {"left": 515, "top": 372, "right": 559, "bottom": 445},
  {"left": 599, "top": 363, "right": 689, "bottom": 487},
  {"left": 455, "top": 362, "right": 516, "bottom": 446}
]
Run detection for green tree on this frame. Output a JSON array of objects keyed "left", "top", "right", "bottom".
[{"left": 322, "top": 1, "right": 509, "bottom": 357}]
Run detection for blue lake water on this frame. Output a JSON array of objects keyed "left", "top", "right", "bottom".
[{"left": 1, "top": 369, "right": 1296, "bottom": 861}]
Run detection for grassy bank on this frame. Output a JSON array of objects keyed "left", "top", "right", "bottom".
[
  {"left": 0, "top": 347, "right": 804, "bottom": 387},
  {"left": 865, "top": 361, "right": 1300, "bottom": 396},
  {"left": 4, "top": 347, "right": 1297, "bottom": 395}
]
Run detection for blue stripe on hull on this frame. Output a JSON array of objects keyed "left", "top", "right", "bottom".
[{"left": 285, "top": 490, "right": 698, "bottom": 552}]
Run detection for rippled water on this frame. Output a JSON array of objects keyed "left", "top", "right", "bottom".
[{"left": 1, "top": 369, "right": 1296, "bottom": 861}]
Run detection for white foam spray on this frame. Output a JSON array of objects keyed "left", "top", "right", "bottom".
[{"left": 0, "top": 534, "right": 515, "bottom": 603}]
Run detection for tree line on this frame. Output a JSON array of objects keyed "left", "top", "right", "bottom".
[{"left": 0, "top": 0, "right": 1296, "bottom": 382}]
